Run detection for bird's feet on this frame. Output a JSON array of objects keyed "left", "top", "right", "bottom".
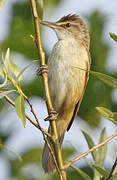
[
  {"left": 37, "top": 65, "right": 48, "bottom": 76},
  {"left": 45, "top": 110, "right": 58, "bottom": 121}
]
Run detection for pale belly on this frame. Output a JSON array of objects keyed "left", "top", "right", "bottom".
[{"left": 48, "top": 40, "right": 88, "bottom": 112}]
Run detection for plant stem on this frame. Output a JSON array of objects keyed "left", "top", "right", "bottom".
[
  {"left": 106, "top": 158, "right": 117, "bottom": 180},
  {"left": 3, "top": 93, "right": 51, "bottom": 138},
  {"left": 64, "top": 132, "right": 117, "bottom": 169},
  {"left": 29, "top": 1, "right": 66, "bottom": 179}
]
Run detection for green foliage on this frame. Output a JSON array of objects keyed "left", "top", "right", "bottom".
[
  {"left": 15, "top": 95, "right": 26, "bottom": 127},
  {"left": 71, "top": 166, "right": 92, "bottom": 180},
  {"left": 3, "top": 48, "right": 21, "bottom": 79},
  {"left": 109, "top": 32, "right": 117, "bottom": 42},
  {"left": 0, "top": 89, "right": 16, "bottom": 99},
  {"left": 90, "top": 71, "right": 117, "bottom": 88},
  {"left": 1, "top": 2, "right": 36, "bottom": 60},
  {"left": 0, "top": 1, "right": 117, "bottom": 179},
  {"left": 82, "top": 130, "right": 96, "bottom": 160},
  {"left": 94, "top": 128, "right": 107, "bottom": 179},
  {"left": 95, "top": 128, "right": 107, "bottom": 167},
  {"left": 1, "top": 4, "right": 116, "bottom": 126},
  {"left": 96, "top": 107, "right": 117, "bottom": 125},
  {"left": 82, "top": 129, "right": 108, "bottom": 180},
  {"left": 93, "top": 166, "right": 117, "bottom": 179},
  {"left": 93, "top": 166, "right": 109, "bottom": 178}
]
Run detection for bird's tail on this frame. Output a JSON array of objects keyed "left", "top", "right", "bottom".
[
  {"left": 42, "top": 110, "right": 74, "bottom": 174},
  {"left": 42, "top": 122, "right": 65, "bottom": 174}
]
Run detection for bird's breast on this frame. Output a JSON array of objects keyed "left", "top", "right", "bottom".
[{"left": 48, "top": 39, "right": 89, "bottom": 111}]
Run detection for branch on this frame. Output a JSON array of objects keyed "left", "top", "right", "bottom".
[
  {"left": 3, "top": 92, "right": 64, "bottom": 177},
  {"left": 106, "top": 158, "right": 117, "bottom": 180},
  {"left": 64, "top": 132, "right": 117, "bottom": 169},
  {"left": 3, "top": 94, "right": 51, "bottom": 138},
  {"left": 29, "top": 1, "right": 65, "bottom": 179}
]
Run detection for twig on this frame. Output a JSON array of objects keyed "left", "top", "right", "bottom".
[
  {"left": 3, "top": 92, "right": 62, "bottom": 175},
  {"left": 43, "top": 135, "right": 63, "bottom": 178},
  {"left": 64, "top": 132, "right": 117, "bottom": 169},
  {"left": 26, "top": 98, "right": 40, "bottom": 126},
  {"left": 3, "top": 94, "right": 51, "bottom": 138},
  {"left": 106, "top": 158, "right": 117, "bottom": 180},
  {"left": 29, "top": 1, "right": 65, "bottom": 179}
]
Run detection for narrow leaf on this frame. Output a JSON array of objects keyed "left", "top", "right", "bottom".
[
  {"left": 0, "top": 74, "right": 7, "bottom": 88},
  {"left": 71, "top": 166, "right": 91, "bottom": 180},
  {"left": 0, "top": 66, "right": 5, "bottom": 78},
  {"left": 16, "top": 60, "right": 38, "bottom": 82},
  {"left": 90, "top": 71, "right": 117, "bottom": 88},
  {"left": 82, "top": 131, "right": 96, "bottom": 161},
  {"left": 16, "top": 63, "right": 32, "bottom": 82},
  {"left": 93, "top": 165, "right": 109, "bottom": 177},
  {"left": 0, "top": 0, "right": 6, "bottom": 11},
  {"left": 3, "top": 48, "right": 21, "bottom": 80},
  {"left": 0, "top": 142, "right": 22, "bottom": 162},
  {"left": 95, "top": 128, "right": 107, "bottom": 167},
  {"left": 96, "top": 107, "right": 117, "bottom": 125},
  {"left": 3, "top": 48, "right": 11, "bottom": 78},
  {"left": 15, "top": 95, "right": 26, "bottom": 127},
  {"left": 109, "top": 32, "right": 117, "bottom": 42},
  {"left": 73, "top": 66, "right": 117, "bottom": 88},
  {"left": 0, "top": 89, "right": 15, "bottom": 99},
  {"left": 36, "top": 0, "right": 44, "bottom": 20},
  {"left": 10, "top": 60, "right": 21, "bottom": 79}
]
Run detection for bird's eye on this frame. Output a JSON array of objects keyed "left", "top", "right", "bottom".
[{"left": 66, "top": 23, "right": 71, "bottom": 27}]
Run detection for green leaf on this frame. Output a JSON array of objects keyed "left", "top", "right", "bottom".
[
  {"left": 16, "top": 60, "right": 38, "bottom": 82},
  {"left": 0, "top": 89, "right": 15, "bottom": 99},
  {"left": 109, "top": 32, "right": 117, "bottom": 42},
  {"left": 3, "top": 48, "right": 11, "bottom": 78},
  {"left": 0, "top": 140, "right": 22, "bottom": 162},
  {"left": 36, "top": 0, "right": 44, "bottom": 20},
  {"left": 95, "top": 128, "right": 107, "bottom": 167},
  {"left": 93, "top": 166, "right": 117, "bottom": 180},
  {"left": 3, "top": 48, "right": 21, "bottom": 80},
  {"left": 0, "top": 66, "right": 5, "bottom": 78},
  {"left": 82, "top": 131, "right": 96, "bottom": 161},
  {"left": 96, "top": 107, "right": 117, "bottom": 125},
  {"left": 0, "top": 74, "right": 7, "bottom": 88},
  {"left": 90, "top": 71, "right": 117, "bottom": 88},
  {"left": 93, "top": 165, "right": 109, "bottom": 178},
  {"left": 10, "top": 60, "right": 21, "bottom": 79},
  {"left": 71, "top": 166, "right": 91, "bottom": 180},
  {"left": 15, "top": 95, "right": 26, "bottom": 127},
  {"left": 73, "top": 66, "right": 117, "bottom": 89},
  {"left": 0, "top": 0, "right": 6, "bottom": 11}
]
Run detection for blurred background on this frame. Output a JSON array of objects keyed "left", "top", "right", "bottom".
[{"left": 0, "top": 0, "right": 117, "bottom": 179}]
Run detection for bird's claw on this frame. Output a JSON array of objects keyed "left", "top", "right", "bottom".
[
  {"left": 44, "top": 110, "right": 58, "bottom": 121},
  {"left": 37, "top": 65, "right": 48, "bottom": 76}
]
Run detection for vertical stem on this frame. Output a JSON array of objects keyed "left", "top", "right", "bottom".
[{"left": 29, "top": 0, "right": 66, "bottom": 179}]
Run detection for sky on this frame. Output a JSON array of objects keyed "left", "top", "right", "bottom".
[{"left": 0, "top": 0, "right": 117, "bottom": 179}]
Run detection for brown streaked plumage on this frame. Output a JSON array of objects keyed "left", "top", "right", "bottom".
[
  {"left": 57, "top": 14, "right": 79, "bottom": 22},
  {"left": 41, "top": 14, "right": 91, "bottom": 174}
]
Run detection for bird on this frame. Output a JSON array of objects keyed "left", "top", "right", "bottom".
[{"left": 41, "top": 14, "right": 91, "bottom": 174}]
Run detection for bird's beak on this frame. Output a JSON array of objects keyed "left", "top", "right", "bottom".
[{"left": 40, "top": 21, "right": 59, "bottom": 29}]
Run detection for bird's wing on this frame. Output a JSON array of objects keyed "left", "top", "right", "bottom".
[{"left": 67, "top": 50, "right": 91, "bottom": 131}]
